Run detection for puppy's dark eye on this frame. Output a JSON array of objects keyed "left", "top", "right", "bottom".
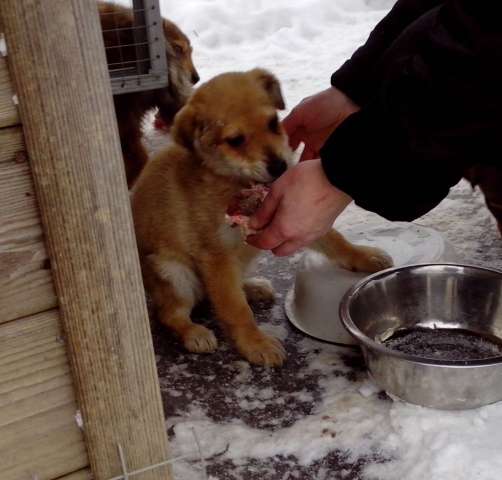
[
  {"left": 226, "top": 135, "right": 246, "bottom": 147},
  {"left": 173, "top": 44, "right": 184, "bottom": 56},
  {"left": 268, "top": 115, "right": 279, "bottom": 134}
]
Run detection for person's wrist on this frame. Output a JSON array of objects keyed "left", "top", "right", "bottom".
[
  {"left": 328, "top": 86, "right": 360, "bottom": 125},
  {"left": 330, "top": 183, "right": 352, "bottom": 214},
  {"left": 314, "top": 159, "right": 352, "bottom": 212},
  {"left": 327, "top": 180, "right": 352, "bottom": 216}
]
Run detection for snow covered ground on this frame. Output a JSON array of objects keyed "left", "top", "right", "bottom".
[
  {"left": 129, "top": 0, "right": 502, "bottom": 479},
  {"left": 160, "top": 0, "right": 393, "bottom": 109}
]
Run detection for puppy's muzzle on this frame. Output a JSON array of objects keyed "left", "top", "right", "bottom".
[{"left": 267, "top": 155, "right": 288, "bottom": 179}]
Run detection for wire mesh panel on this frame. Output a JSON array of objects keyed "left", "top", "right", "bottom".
[{"left": 99, "top": 0, "right": 168, "bottom": 94}]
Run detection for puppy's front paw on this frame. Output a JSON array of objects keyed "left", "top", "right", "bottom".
[
  {"left": 243, "top": 277, "right": 276, "bottom": 306},
  {"left": 235, "top": 329, "right": 286, "bottom": 367},
  {"left": 182, "top": 324, "right": 218, "bottom": 353},
  {"left": 342, "top": 246, "right": 393, "bottom": 273}
]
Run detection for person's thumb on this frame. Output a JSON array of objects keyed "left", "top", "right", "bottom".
[{"left": 249, "top": 188, "right": 282, "bottom": 231}]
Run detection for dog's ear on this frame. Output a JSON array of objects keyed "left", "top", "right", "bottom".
[
  {"left": 251, "top": 68, "right": 286, "bottom": 110},
  {"left": 172, "top": 105, "right": 198, "bottom": 150}
]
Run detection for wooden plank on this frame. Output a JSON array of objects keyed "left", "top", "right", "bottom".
[
  {"left": 0, "top": 129, "right": 56, "bottom": 322},
  {"left": 1, "top": 2, "right": 171, "bottom": 480},
  {"left": 0, "top": 310, "right": 89, "bottom": 480},
  {"left": 0, "top": 159, "right": 43, "bottom": 248},
  {"left": 0, "top": 264, "right": 57, "bottom": 323},
  {"left": 2, "top": 414, "right": 88, "bottom": 480},
  {"left": 0, "top": 56, "right": 20, "bottom": 128},
  {"left": 0, "top": 126, "right": 24, "bottom": 164},
  {"left": 0, "top": 158, "right": 57, "bottom": 323}
]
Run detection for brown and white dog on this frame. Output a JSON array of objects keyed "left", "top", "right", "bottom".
[
  {"left": 131, "top": 69, "right": 393, "bottom": 366},
  {"left": 98, "top": 1, "right": 199, "bottom": 187}
]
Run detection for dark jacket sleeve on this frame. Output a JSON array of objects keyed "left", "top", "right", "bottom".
[
  {"left": 331, "top": 0, "right": 445, "bottom": 106},
  {"left": 321, "top": 0, "right": 502, "bottom": 221}
]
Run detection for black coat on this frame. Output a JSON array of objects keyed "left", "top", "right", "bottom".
[{"left": 320, "top": 0, "right": 502, "bottom": 222}]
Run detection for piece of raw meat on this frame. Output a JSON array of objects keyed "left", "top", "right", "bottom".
[{"left": 225, "top": 184, "right": 270, "bottom": 236}]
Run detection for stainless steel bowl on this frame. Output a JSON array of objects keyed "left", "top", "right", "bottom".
[{"left": 340, "top": 263, "right": 502, "bottom": 409}]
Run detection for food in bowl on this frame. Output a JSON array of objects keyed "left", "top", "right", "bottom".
[{"left": 379, "top": 327, "right": 502, "bottom": 362}]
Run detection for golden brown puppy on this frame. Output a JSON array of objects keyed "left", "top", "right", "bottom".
[
  {"left": 98, "top": 1, "right": 199, "bottom": 187},
  {"left": 131, "top": 69, "right": 392, "bottom": 366}
]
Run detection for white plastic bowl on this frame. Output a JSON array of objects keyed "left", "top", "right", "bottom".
[{"left": 285, "top": 222, "right": 459, "bottom": 345}]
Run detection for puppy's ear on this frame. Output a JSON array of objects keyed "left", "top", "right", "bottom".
[
  {"left": 171, "top": 105, "right": 198, "bottom": 149},
  {"left": 162, "top": 18, "right": 177, "bottom": 44},
  {"left": 251, "top": 68, "right": 286, "bottom": 110}
]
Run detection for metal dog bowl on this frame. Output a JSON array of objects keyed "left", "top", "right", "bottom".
[{"left": 340, "top": 264, "right": 502, "bottom": 410}]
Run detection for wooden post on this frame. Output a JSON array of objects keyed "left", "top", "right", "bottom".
[{"left": 0, "top": 2, "right": 171, "bottom": 479}]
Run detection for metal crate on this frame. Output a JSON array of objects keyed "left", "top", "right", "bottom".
[{"left": 99, "top": 0, "right": 168, "bottom": 94}]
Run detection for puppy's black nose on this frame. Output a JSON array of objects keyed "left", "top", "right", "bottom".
[
  {"left": 192, "top": 72, "right": 200, "bottom": 84},
  {"left": 267, "top": 157, "right": 288, "bottom": 179}
]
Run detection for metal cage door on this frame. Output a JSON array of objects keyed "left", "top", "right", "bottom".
[{"left": 99, "top": 0, "right": 168, "bottom": 94}]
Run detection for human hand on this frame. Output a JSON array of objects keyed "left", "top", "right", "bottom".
[
  {"left": 283, "top": 87, "right": 359, "bottom": 161},
  {"left": 246, "top": 159, "right": 352, "bottom": 256}
]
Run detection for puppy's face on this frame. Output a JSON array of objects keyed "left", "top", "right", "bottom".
[{"left": 172, "top": 69, "right": 292, "bottom": 184}]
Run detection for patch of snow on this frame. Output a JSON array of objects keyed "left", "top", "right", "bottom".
[
  {"left": 74, "top": 410, "right": 84, "bottom": 430},
  {"left": 170, "top": 339, "right": 502, "bottom": 480},
  {"left": 366, "top": 403, "right": 502, "bottom": 480},
  {"left": 0, "top": 34, "right": 7, "bottom": 57},
  {"left": 159, "top": 0, "right": 393, "bottom": 109},
  {"left": 358, "top": 379, "right": 381, "bottom": 398},
  {"left": 231, "top": 360, "right": 253, "bottom": 383},
  {"left": 260, "top": 320, "right": 289, "bottom": 341}
]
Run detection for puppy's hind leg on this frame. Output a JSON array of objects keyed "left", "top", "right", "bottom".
[
  {"left": 239, "top": 246, "right": 275, "bottom": 307},
  {"left": 144, "top": 256, "right": 217, "bottom": 353},
  {"left": 312, "top": 229, "right": 393, "bottom": 273},
  {"left": 243, "top": 277, "right": 276, "bottom": 306}
]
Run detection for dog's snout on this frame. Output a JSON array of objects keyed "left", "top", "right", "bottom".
[
  {"left": 192, "top": 72, "right": 200, "bottom": 84},
  {"left": 267, "top": 156, "right": 288, "bottom": 179}
]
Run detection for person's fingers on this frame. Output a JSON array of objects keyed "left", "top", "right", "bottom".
[
  {"left": 271, "top": 239, "right": 306, "bottom": 257},
  {"left": 246, "top": 223, "right": 285, "bottom": 251},
  {"left": 248, "top": 188, "right": 281, "bottom": 231}
]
